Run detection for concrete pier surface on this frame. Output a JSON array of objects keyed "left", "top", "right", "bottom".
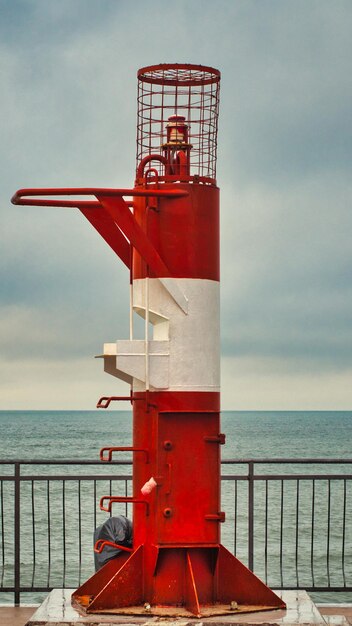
[
  {"left": 0, "top": 605, "right": 37, "bottom": 626},
  {"left": 1, "top": 591, "right": 351, "bottom": 626}
]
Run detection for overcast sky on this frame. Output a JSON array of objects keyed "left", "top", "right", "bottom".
[{"left": 1, "top": 0, "right": 351, "bottom": 410}]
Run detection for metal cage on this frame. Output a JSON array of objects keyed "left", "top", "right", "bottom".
[{"left": 136, "top": 63, "right": 220, "bottom": 184}]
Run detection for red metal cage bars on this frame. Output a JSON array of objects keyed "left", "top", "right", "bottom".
[{"left": 137, "top": 64, "right": 220, "bottom": 184}]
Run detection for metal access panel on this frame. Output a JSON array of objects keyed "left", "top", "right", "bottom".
[{"left": 156, "top": 411, "right": 221, "bottom": 544}]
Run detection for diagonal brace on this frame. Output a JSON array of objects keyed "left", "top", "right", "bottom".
[
  {"left": 80, "top": 205, "right": 131, "bottom": 268},
  {"left": 97, "top": 195, "right": 171, "bottom": 278}
]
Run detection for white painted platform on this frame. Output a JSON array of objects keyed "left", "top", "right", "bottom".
[{"left": 25, "top": 590, "right": 350, "bottom": 626}]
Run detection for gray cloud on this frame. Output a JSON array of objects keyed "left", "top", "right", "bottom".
[
  {"left": 220, "top": 177, "right": 352, "bottom": 368},
  {"left": 1, "top": 0, "right": 351, "bottom": 407}
]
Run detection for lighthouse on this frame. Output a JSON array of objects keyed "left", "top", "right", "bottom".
[{"left": 12, "top": 64, "right": 285, "bottom": 618}]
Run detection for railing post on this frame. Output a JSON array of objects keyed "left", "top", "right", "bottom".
[
  {"left": 248, "top": 461, "right": 254, "bottom": 571},
  {"left": 14, "top": 462, "right": 20, "bottom": 606}
]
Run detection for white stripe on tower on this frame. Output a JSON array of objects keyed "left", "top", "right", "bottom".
[{"left": 131, "top": 277, "right": 220, "bottom": 393}]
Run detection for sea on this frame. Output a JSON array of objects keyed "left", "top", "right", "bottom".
[
  {"left": 1, "top": 410, "right": 351, "bottom": 461},
  {"left": 0, "top": 410, "right": 351, "bottom": 605}
]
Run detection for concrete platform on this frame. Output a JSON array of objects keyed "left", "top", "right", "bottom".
[
  {"left": 24, "top": 590, "right": 350, "bottom": 626},
  {"left": 319, "top": 606, "right": 352, "bottom": 625},
  {"left": 0, "top": 605, "right": 37, "bottom": 626},
  {"left": 0, "top": 603, "right": 350, "bottom": 626}
]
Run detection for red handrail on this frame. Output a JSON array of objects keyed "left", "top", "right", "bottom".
[
  {"left": 100, "top": 447, "right": 149, "bottom": 463},
  {"left": 94, "top": 539, "right": 133, "bottom": 554},
  {"left": 11, "top": 186, "right": 188, "bottom": 207},
  {"left": 96, "top": 396, "right": 132, "bottom": 409},
  {"left": 100, "top": 496, "right": 149, "bottom": 515}
]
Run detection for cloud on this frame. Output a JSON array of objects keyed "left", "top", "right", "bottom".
[
  {"left": 221, "top": 177, "right": 352, "bottom": 368},
  {"left": 1, "top": 0, "right": 351, "bottom": 408},
  {"left": 221, "top": 356, "right": 352, "bottom": 410},
  {"left": 0, "top": 355, "right": 131, "bottom": 410}
]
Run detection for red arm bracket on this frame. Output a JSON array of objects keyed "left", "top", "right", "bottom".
[
  {"left": 96, "top": 395, "right": 145, "bottom": 408},
  {"left": 11, "top": 187, "right": 188, "bottom": 275},
  {"left": 97, "top": 195, "right": 171, "bottom": 277},
  {"left": 94, "top": 539, "right": 133, "bottom": 554},
  {"left": 100, "top": 446, "right": 149, "bottom": 463},
  {"left": 97, "top": 395, "right": 132, "bottom": 408},
  {"left": 80, "top": 205, "right": 131, "bottom": 268},
  {"left": 100, "top": 496, "right": 149, "bottom": 515},
  {"left": 11, "top": 187, "right": 188, "bottom": 204}
]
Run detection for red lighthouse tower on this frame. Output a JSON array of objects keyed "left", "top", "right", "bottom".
[{"left": 12, "top": 64, "right": 285, "bottom": 618}]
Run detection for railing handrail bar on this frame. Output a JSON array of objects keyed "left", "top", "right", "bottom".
[
  {"left": 0, "top": 459, "right": 132, "bottom": 465},
  {"left": 1, "top": 473, "right": 351, "bottom": 482},
  {"left": 222, "top": 458, "right": 352, "bottom": 464},
  {"left": 0, "top": 457, "right": 351, "bottom": 465},
  {"left": 0, "top": 474, "right": 133, "bottom": 481},
  {"left": 222, "top": 474, "right": 352, "bottom": 481}
]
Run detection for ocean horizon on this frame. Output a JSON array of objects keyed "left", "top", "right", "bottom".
[{"left": 1, "top": 410, "right": 351, "bottom": 460}]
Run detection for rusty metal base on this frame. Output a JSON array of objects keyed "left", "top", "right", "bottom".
[
  {"left": 72, "top": 544, "right": 285, "bottom": 619},
  {"left": 73, "top": 603, "right": 283, "bottom": 619}
]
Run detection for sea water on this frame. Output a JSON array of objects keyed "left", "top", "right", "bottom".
[
  {"left": 0, "top": 410, "right": 351, "bottom": 460},
  {"left": 0, "top": 410, "right": 351, "bottom": 605}
]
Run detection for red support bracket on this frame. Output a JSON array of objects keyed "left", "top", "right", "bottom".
[
  {"left": 97, "top": 395, "right": 145, "bottom": 408},
  {"left": 79, "top": 206, "right": 131, "bottom": 268},
  {"left": 100, "top": 446, "right": 149, "bottom": 463},
  {"left": 96, "top": 396, "right": 132, "bottom": 409},
  {"left": 204, "top": 434, "right": 226, "bottom": 444},
  {"left": 11, "top": 187, "right": 189, "bottom": 275},
  {"left": 11, "top": 187, "right": 188, "bottom": 206},
  {"left": 100, "top": 496, "right": 149, "bottom": 515},
  {"left": 97, "top": 195, "right": 171, "bottom": 278},
  {"left": 94, "top": 539, "right": 133, "bottom": 554},
  {"left": 205, "top": 512, "right": 226, "bottom": 522}
]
